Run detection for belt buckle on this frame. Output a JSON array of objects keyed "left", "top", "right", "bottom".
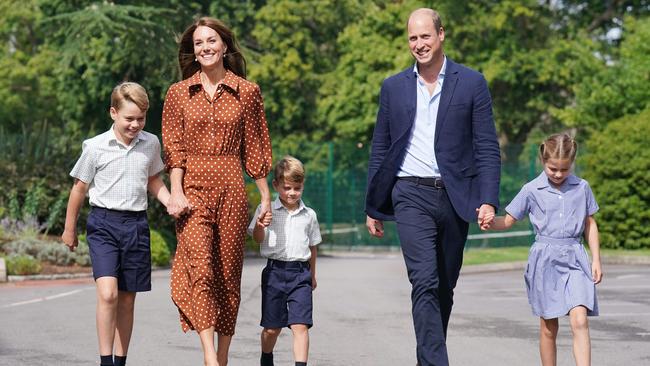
[{"left": 433, "top": 178, "right": 444, "bottom": 189}]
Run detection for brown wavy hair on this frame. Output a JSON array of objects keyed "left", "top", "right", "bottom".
[{"left": 177, "top": 17, "right": 246, "bottom": 80}]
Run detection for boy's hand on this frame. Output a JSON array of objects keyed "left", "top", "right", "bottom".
[
  {"left": 592, "top": 260, "right": 603, "bottom": 284},
  {"left": 61, "top": 230, "right": 78, "bottom": 252},
  {"left": 312, "top": 276, "right": 317, "bottom": 291},
  {"left": 257, "top": 211, "right": 272, "bottom": 227}
]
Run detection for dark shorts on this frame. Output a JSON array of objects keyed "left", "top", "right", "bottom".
[
  {"left": 86, "top": 207, "right": 151, "bottom": 292},
  {"left": 261, "top": 259, "right": 313, "bottom": 329}
]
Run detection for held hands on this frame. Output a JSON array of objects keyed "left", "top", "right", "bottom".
[
  {"left": 476, "top": 204, "right": 496, "bottom": 231},
  {"left": 366, "top": 215, "right": 384, "bottom": 238},
  {"left": 256, "top": 211, "right": 272, "bottom": 227},
  {"left": 257, "top": 200, "right": 272, "bottom": 227},
  {"left": 61, "top": 229, "right": 78, "bottom": 252},
  {"left": 167, "top": 190, "right": 191, "bottom": 218}
]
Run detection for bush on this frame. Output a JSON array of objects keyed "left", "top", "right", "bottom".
[
  {"left": 3, "top": 237, "right": 91, "bottom": 266},
  {"left": 150, "top": 229, "right": 171, "bottom": 267},
  {"left": 5, "top": 253, "right": 42, "bottom": 275},
  {"left": 581, "top": 108, "right": 650, "bottom": 249}
]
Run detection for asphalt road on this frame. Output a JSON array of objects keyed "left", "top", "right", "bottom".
[{"left": 1, "top": 255, "right": 649, "bottom": 365}]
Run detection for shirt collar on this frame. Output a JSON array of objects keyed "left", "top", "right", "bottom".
[
  {"left": 272, "top": 197, "right": 306, "bottom": 213},
  {"left": 532, "top": 171, "right": 580, "bottom": 190},
  {"left": 106, "top": 124, "right": 144, "bottom": 148},
  {"left": 413, "top": 55, "right": 447, "bottom": 80},
  {"left": 187, "top": 69, "right": 240, "bottom": 94}
]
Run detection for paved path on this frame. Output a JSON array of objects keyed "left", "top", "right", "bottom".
[{"left": 1, "top": 256, "right": 649, "bottom": 365}]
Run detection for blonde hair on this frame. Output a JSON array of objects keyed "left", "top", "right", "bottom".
[
  {"left": 539, "top": 133, "right": 578, "bottom": 163},
  {"left": 111, "top": 82, "right": 149, "bottom": 111},
  {"left": 273, "top": 155, "right": 305, "bottom": 183}
]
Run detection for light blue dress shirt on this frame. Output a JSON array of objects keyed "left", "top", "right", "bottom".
[{"left": 397, "top": 57, "right": 447, "bottom": 178}]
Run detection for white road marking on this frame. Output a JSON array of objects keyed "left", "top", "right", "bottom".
[{"left": 1, "top": 288, "right": 92, "bottom": 309}]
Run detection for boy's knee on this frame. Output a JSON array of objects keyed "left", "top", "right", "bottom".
[
  {"left": 263, "top": 328, "right": 282, "bottom": 337},
  {"left": 97, "top": 288, "right": 118, "bottom": 305},
  {"left": 118, "top": 292, "right": 136, "bottom": 309},
  {"left": 290, "top": 324, "right": 309, "bottom": 335}
]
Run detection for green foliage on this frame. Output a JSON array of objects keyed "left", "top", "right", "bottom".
[
  {"left": 3, "top": 237, "right": 90, "bottom": 266},
  {"left": 558, "top": 17, "right": 650, "bottom": 131},
  {"left": 581, "top": 108, "right": 650, "bottom": 249},
  {"left": 150, "top": 229, "right": 171, "bottom": 267},
  {"left": 4, "top": 253, "right": 42, "bottom": 275}
]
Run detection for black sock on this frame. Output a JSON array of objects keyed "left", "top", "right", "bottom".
[
  {"left": 295, "top": 362, "right": 307, "bottom": 366},
  {"left": 100, "top": 355, "right": 114, "bottom": 366},
  {"left": 114, "top": 355, "right": 127, "bottom": 366},
  {"left": 261, "top": 351, "right": 274, "bottom": 366}
]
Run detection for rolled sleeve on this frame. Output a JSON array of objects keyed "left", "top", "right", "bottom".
[
  {"left": 241, "top": 85, "right": 272, "bottom": 180},
  {"left": 161, "top": 84, "right": 187, "bottom": 170}
]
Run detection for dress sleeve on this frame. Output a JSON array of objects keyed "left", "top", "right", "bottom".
[
  {"left": 505, "top": 185, "right": 530, "bottom": 221},
  {"left": 584, "top": 181, "right": 599, "bottom": 216},
  {"left": 241, "top": 84, "right": 272, "bottom": 179},
  {"left": 161, "top": 84, "right": 186, "bottom": 171}
]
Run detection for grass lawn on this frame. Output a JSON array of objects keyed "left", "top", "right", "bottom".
[{"left": 462, "top": 246, "right": 650, "bottom": 266}]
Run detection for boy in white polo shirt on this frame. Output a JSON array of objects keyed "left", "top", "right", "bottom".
[
  {"left": 61, "top": 82, "right": 171, "bottom": 366},
  {"left": 248, "top": 155, "right": 322, "bottom": 366}
]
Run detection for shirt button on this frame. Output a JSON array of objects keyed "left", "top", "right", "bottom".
[
  {"left": 559, "top": 213, "right": 563, "bottom": 217},
  {"left": 558, "top": 196, "right": 563, "bottom": 199}
]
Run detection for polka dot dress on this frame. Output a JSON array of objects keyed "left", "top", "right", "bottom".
[{"left": 162, "top": 70, "right": 272, "bottom": 335}]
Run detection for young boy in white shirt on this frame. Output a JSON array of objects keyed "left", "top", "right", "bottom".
[
  {"left": 61, "top": 82, "right": 170, "bottom": 366},
  {"left": 248, "top": 156, "right": 322, "bottom": 366}
]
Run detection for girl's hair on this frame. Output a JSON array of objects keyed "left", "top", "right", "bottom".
[
  {"left": 177, "top": 17, "right": 246, "bottom": 80},
  {"left": 273, "top": 156, "right": 305, "bottom": 183},
  {"left": 111, "top": 82, "right": 149, "bottom": 111},
  {"left": 539, "top": 133, "right": 578, "bottom": 163}
]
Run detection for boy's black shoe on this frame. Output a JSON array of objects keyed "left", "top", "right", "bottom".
[{"left": 261, "top": 351, "right": 274, "bottom": 366}]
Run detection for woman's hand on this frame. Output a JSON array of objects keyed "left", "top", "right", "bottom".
[
  {"left": 257, "top": 200, "right": 272, "bottom": 227},
  {"left": 167, "top": 190, "right": 191, "bottom": 218}
]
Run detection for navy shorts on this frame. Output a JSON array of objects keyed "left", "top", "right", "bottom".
[
  {"left": 261, "top": 259, "right": 313, "bottom": 329},
  {"left": 86, "top": 207, "right": 151, "bottom": 292}
]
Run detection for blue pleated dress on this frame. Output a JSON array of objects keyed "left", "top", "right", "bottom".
[{"left": 506, "top": 173, "right": 599, "bottom": 319}]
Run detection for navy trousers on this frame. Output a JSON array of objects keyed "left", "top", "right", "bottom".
[{"left": 392, "top": 179, "right": 469, "bottom": 366}]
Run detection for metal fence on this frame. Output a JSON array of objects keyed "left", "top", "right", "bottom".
[{"left": 255, "top": 141, "right": 547, "bottom": 249}]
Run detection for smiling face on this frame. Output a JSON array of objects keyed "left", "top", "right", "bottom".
[
  {"left": 543, "top": 158, "right": 572, "bottom": 188},
  {"left": 273, "top": 178, "right": 304, "bottom": 211},
  {"left": 110, "top": 101, "right": 146, "bottom": 146},
  {"left": 407, "top": 11, "right": 445, "bottom": 68},
  {"left": 193, "top": 25, "right": 227, "bottom": 71}
]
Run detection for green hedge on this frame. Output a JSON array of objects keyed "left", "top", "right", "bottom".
[{"left": 581, "top": 108, "right": 650, "bottom": 249}]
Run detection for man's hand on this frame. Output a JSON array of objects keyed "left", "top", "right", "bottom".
[
  {"left": 477, "top": 204, "right": 495, "bottom": 231},
  {"left": 366, "top": 215, "right": 384, "bottom": 238}
]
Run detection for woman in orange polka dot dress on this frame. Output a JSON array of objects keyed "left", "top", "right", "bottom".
[{"left": 162, "top": 17, "right": 272, "bottom": 366}]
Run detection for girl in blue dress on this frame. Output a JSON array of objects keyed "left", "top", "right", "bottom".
[{"left": 484, "top": 133, "right": 602, "bottom": 366}]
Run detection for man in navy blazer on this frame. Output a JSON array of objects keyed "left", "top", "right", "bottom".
[{"left": 365, "top": 8, "right": 501, "bottom": 366}]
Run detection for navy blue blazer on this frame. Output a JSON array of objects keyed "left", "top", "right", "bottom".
[{"left": 365, "top": 59, "right": 501, "bottom": 223}]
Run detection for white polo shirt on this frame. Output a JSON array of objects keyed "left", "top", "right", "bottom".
[
  {"left": 248, "top": 198, "right": 322, "bottom": 261},
  {"left": 70, "top": 125, "right": 165, "bottom": 211}
]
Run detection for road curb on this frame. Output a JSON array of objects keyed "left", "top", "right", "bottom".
[{"left": 4, "top": 253, "right": 648, "bottom": 281}]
